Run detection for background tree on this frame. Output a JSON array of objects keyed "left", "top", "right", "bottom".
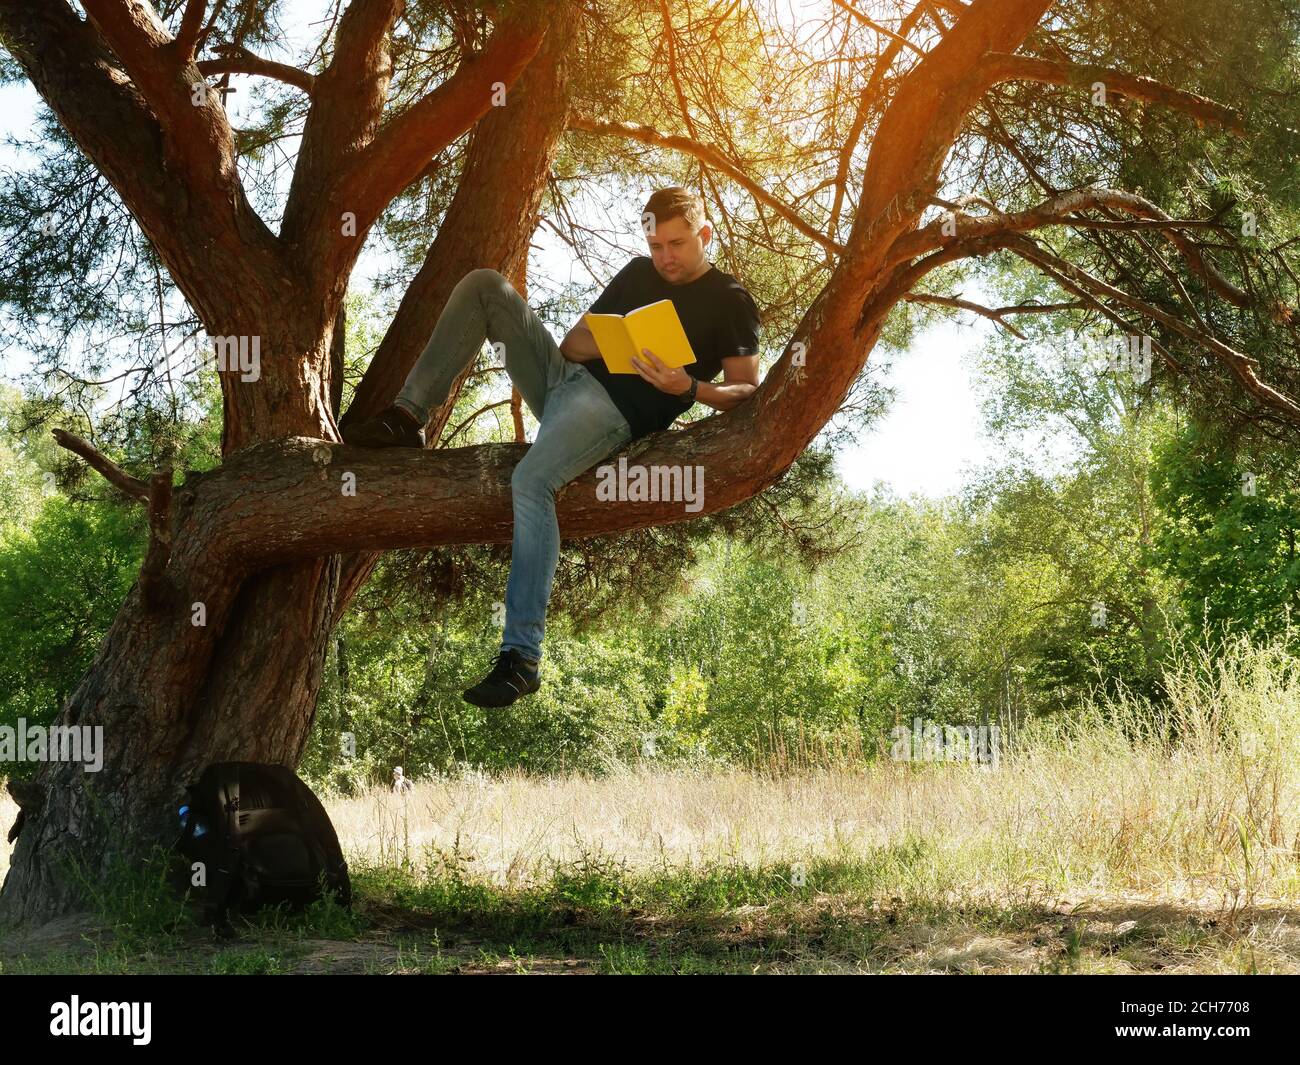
[{"left": 1152, "top": 417, "right": 1300, "bottom": 647}]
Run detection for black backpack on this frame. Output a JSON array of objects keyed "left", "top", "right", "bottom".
[{"left": 174, "top": 761, "right": 352, "bottom": 925}]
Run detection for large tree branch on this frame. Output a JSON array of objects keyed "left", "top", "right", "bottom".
[
  {"left": 278, "top": 0, "right": 551, "bottom": 308},
  {"left": 177, "top": 428, "right": 773, "bottom": 572},
  {"left": 280, "top": 0, "right": 403, "bottom": 243},
  {"left": 980, "top": 53, "right": 1246, "bottom": 133},
  {"left": 568, "top": 114, "right": 844, "bottom": 255},
  {"left": 842, "top": 0, "right": 1053, "bottom": 299},
  {"left": 890, "top": 186, "right": 1269, "bottom": 314},
  {"left": 0, "top": 1, "right": 286, "bottom": 328},
  {"left": 831, "top": 0, "right": 931, "bottom": 237},
  {"left": 1004, "top": 233, "right": 1300, "bottom": 423},
  {"left": 325, "top": 3, "right": 550, "bottom": 238},
  {"left": 3, "top": 1, "right": 303, "bottom": 457},
  {"left": 197, "top": 43, "right": 316, "bottom": 94},
  {"left": 81, "top": 1, "right": 243, "bottom": 184}
]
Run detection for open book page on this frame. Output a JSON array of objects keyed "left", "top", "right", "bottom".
[{"left": 584, "top": 300, "right": 697, "bottom": 374}]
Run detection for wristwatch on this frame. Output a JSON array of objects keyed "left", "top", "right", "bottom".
[{"left": 679, "top": 376, "right": 699, "bottom": 403}]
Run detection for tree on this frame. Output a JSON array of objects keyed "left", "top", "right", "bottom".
[
  {"left": 958, "top": 278, "right": 1185, "bottom": 714},
  {"left": 1, "top": 0, "right": 1297, "bottom": 925},
  {"left": 0, "top": 500, "right": 145, "bottom": 735},
  {"left": 1152, "top": 417, "right": 1300, "bottom": 645}
]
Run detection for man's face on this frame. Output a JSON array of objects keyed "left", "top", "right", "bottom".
[{"left": 646, "top": 214, "right": 712, "bottom": 283}]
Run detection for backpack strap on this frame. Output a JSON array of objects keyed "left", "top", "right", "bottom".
[
  {"left": 171, "top": 788, "right": 196, "bottom": 853},
  {"left": 203, "top": 765, "right": 245, "bottom": 923}
]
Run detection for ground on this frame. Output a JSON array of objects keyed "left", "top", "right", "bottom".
[
  {"left": 4, "top": 761, "right": 1297, "bottom": 975},
  {"left": 2, "top": 885, "right": 1296, "bottom": 974}
]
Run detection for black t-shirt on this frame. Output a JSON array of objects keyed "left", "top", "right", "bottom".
[{"left": 581, "top": 256, "right": 761, "bottom": 440}]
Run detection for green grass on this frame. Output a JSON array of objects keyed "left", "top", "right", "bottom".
[{"left": 2, "top": 847, "right": 1293, "bottom": 974}]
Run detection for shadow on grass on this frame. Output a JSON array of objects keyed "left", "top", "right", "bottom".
[{"left": 2, "top": 839, "right": 1296, "bottom": 974}]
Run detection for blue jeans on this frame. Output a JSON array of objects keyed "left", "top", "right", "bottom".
[{"left": 394, "top": 268, "right": 633, "bottom": 663}]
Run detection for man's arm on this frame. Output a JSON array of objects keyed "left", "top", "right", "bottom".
[
  {"left": 629, "top": 349, "right": 760, "bottom": 411},
  {"left": 564, "top": 258, "right": 642, "bottom": 362},
  {"left": 559, "top": 318, "right": 602, "bottom": 363},
  {"left": 690, "top": 282, "right": 762, "bottom": 411},
  {"left": 694, "top": 354, "right": 759, "bottom": 412}
]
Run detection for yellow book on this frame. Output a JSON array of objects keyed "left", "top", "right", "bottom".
[{"left": 583, "top": 300, "right": 697, "bottom": 374}]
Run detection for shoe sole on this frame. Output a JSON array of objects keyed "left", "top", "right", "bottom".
[{"left": 461, "top": 680, "right": 541, "bottom": 708}]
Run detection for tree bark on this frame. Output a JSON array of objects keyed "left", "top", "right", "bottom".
[{"left": 0, "top": 8, "right": 577, "bottom": 928}]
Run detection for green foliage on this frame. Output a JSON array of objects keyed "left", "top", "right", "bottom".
[
  {"left": 302, "top": 602, "right": 659, "bottom": 785},
  {"left": 0, "top": 494, "right": 143, "bottom": 742},
  {"left": 1152, "top": 419, "right": 1300, "bottom": 648}
]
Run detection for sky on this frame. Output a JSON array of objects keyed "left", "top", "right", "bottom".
[
  {"left": 0, "top": 1, "right": 1003, "bottom": 502},
  {"left": 841, "top": 314, "right": 998, "bottom": 499}
]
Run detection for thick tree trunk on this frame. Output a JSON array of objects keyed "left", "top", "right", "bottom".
[
  {"left": 0, "top": 378, "right": 348, "bottom": 928},
  {"left": 0, "top": 17, "right": 576, "bottom": 929}
]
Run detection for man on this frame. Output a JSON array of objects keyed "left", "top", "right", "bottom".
[{"left": 343, "top": 187, "right": 762, "bottom": 707}]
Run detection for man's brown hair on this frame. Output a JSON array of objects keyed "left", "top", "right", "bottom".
[{"left": 642, "top": 186, "right": 706, "bottom": 235}]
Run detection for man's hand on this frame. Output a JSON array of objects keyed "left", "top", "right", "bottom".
[{"left": 631, "top": 347, "right": 691, "bottom": 396}]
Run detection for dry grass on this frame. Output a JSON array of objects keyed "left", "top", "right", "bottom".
[
  {"left": 316, "top": 635, "right": 1300, "bottom": 914},
  {"left": 3, "top": 634, "right": 1299, "bottom": 921},
  {"left": 324, "top": 747, "right": 1297, "bottom": 911}
]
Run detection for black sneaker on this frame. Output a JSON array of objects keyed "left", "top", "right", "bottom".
[
  {"left": 462, "top": 648, "right": 541, "bottom": 707},
  {"left": 342, "top": 405, "right": 426, "bottom": 448}
]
